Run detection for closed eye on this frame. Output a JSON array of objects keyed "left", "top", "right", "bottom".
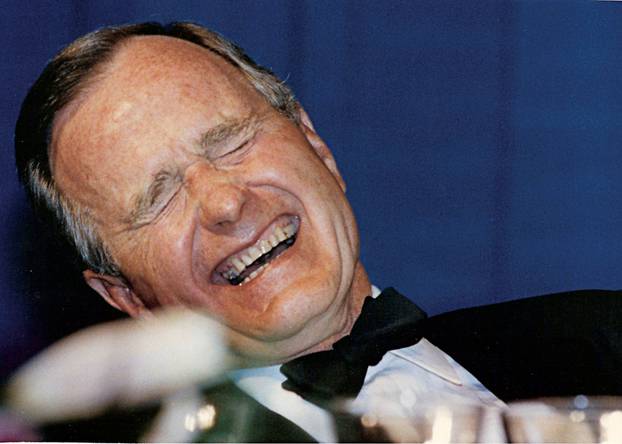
[
  {"left": 196, "top": 115, "right": 261, "bottom": 161},
  {"left": 128, "top": 169, "right": 182, "bottom": 228},
  {"left": 206, "top": 133, "right": 255, "bottom": 162},
  {"left": 221, "top": 137, "right": 253, "bottom": 160},
  {"left": 150, "top": 181, "right": 181, "bottom": 216}
]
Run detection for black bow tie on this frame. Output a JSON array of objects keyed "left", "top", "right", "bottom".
[{"left": 280, "top": 287, "right": 427, "bottom": 403}]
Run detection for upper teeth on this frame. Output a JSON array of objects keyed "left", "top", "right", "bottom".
[{"left": 223, "top": 221, "right": 297, "bottom": 283}]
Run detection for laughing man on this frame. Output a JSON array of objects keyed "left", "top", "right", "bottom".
[{"left": 15, "top": 22, "right": 502, "bottom": 441}]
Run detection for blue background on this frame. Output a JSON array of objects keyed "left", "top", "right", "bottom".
[{"left": 2, "top": 1, "right": 621, "bottom": 377}]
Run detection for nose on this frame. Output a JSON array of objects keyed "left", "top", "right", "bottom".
[{"left": 185, "top": 162, "right": 247, "bottom": 231}]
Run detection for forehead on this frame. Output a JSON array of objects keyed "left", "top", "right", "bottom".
[{"left": 51, "top": 35, "right": 266, "bottom": 225}]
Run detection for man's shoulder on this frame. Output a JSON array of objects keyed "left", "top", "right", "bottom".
[{"left": 423, "top": 289, "right": 622, "bottom": 401}]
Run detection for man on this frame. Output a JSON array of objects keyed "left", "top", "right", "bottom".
[{"left": 13, "top": 22, "right": 518, "bottom": 441}]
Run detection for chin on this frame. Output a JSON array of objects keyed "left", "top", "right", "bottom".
[{"left": 229, "top": 280, "right": 356, "bottom": 364}]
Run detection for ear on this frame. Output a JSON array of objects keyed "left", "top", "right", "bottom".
[
  {"left": 83, "top": 269, "right": 151, "bottom": 318},
  {"left": 297, "top": 108, "right": 346, "bottom": 192}
]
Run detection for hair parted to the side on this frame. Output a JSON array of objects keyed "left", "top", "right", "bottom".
[{"left": 15, "top": 22, "right": 299, "bottom": 278}]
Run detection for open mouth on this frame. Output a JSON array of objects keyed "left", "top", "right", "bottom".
[{"left": 215, "top": 216, "right": 300, "bottom": 286}]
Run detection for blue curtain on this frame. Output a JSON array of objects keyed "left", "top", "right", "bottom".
[{"left": 2, "top": 0, "right": 621, "bottom": 377}]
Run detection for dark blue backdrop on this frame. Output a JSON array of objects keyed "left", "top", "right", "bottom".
[{"left": 2, "top": 1, "right": 621, "bottom": 377}]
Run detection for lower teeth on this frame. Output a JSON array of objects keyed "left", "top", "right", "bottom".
[
  {"left": 241, "top": 264, "right": 268, "bottom": 285},
  {"left": 226, "top": 234, "right": 296, "bottom": 285}
]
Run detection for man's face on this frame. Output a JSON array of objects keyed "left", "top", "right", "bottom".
[{"left": 51, "top": 36, "right": 369, "bottom": 362}]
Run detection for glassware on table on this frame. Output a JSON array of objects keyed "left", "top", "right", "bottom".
[
  {"left": 332, "top": 398, "right": 488, "bottom": 443},
  {"left": 504, "top": 396, "right": 622, "bottom": 443}
]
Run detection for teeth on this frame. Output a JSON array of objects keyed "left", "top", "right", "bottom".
[
  {"left": 269, "top": 235, "right": 279, "bottom": 247},
  {"left": 275, "top": 226, "right": 287, "bottom": 242},
  {"left": 240, "top": 264, "right": 268, "bottom": 286},
  {"left": 248, "top": 247, "right": 262, "bottom": 262},
  {"left": 260, "top": 240, "right": 271, "bottom": 255},
  {"left": 223, "top": 219, "right": 299, "bottom": 285},
  {"left": 232, "top": 258, "right": 246, "bottom": 273},
  {"left": 283, "top": 223, "right": 296, "bottom": 237}
]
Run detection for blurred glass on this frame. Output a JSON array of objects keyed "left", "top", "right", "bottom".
[
  {"left": 332, "top": 399, "right": 486, "bottom": 443},
  {"left": 505, "top": 396, "right": 622, "bottom": 443}
]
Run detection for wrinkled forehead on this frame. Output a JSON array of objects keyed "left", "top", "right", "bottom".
[
  {"left": 50, "top": 35, "right": 256, "bottom": 157},
  {"left": 50, "top": 36, "right": 266, "bottom": 190},
  {"left": 49, "top": 35, "right": 266, "bottom": 224}
]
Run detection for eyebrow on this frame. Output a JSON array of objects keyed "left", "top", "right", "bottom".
[
  {"left": 125, "top": 115, "right": 260, "bottom": 229},
  {"left": 194, "top": 115, "right": 259, "bottom": 155},
  {"left": 126, "top": 168, "right": 181, "bottom": 228}
]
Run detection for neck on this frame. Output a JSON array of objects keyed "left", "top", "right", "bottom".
[
  {"left": 301, "top": 262, "right": 371, "bottom": 356},
  {"left": 347, "top": 262, "right": 372, "bottom": 330}
]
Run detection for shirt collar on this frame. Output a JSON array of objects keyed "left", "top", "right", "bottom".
[
  {"left": 233, "top": 285, "right": 463, "bottom": 387},
  {"left": 372, "top": 284, "right": 462, "bottom": 385},
  {"left": 389, "top": 339, "right": 463, "bottom": 386}
]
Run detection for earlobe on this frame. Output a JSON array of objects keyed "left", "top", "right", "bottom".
[
  {"left": 83, "top": 270, "right": 151, "bottom": 318},
  {"left": 297, "top": 108, "right": 347, "bottom": 192}
]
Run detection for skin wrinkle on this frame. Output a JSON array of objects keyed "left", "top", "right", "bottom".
[
  {"left": 53, "top": 35, "right": 370, "bottom": 364},
  {"left": 127, "top": 115, "right": 263, "bottom": 229},
  {"left": 126, "top": 168, "right": 183, "bottom": 228}
]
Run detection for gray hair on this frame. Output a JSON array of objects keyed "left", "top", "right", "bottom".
[{"left": 15, "top": 22, "right": 298, "bottom": 277}]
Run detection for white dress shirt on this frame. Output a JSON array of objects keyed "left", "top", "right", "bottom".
[{"left": 229, "top": 286, "right": 504, "bottom": 442}]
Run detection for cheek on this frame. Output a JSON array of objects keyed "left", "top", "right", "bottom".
[
  {"left": 116, "top": 218, "right": 197, "bottom": 306},
  {"left": 150, "top": 228, "right": 195, "bottom": 280},
  {"left": 255, "top": 143, "right": 334, "bottom": 197}
]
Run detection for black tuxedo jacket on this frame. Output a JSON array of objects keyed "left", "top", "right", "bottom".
[{"left": 423, "top": 289, "right": 622, "bottom": 401}]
